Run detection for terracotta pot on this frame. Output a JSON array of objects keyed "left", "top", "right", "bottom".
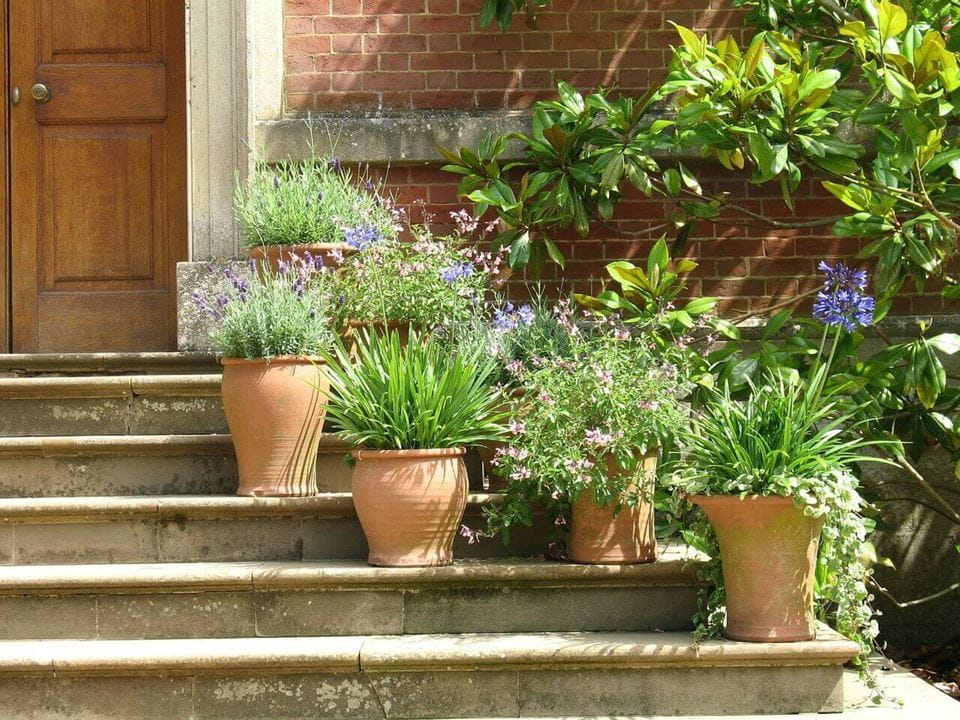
[
  {"left": 568, "top": 452, "right": 658, "bottom": 564},
  {"left": 342, "top": 320, "right": 412, "bottom": 347},
  {"left": 691, "top": 494, "right": 825, "bottom": 642},
  {"left": 221, "top": 357, "right": 329, "bottom": 496},
  {"left": 247, "top": 243, "right": 352, "bottom": 273},
  {"left": 351, "top": 448, "right": 468, "bottom": 567}
]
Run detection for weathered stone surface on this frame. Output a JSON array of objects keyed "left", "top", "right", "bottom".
[
  {"left": 158, "top": 517, "right": 304, "bottom": 562},
  {"left": 13, "top": 521, "right": 159, "bottom": 565},
  {"left": 96, "top": 592, "right": 256, "bottom": 640},
  {"left": 193, "top": 674, "right": 379, "bottom": 720},
  {"left": 128, "top": 395, "right": 227, "bottom": 435},
  {"left": 38, "top": 676, "right": 194, "bottom": 720},
  {"left": 0, "top": 455, "right": 237, "bottom": 497},
  {"left": 0, "top": 595, "right": 98, "bottom": 640},
  {"left": 402, "top": 585, "right": 698, "bottom": 634},
  {"left": 0, "top": 398, "right": 129, "bottom": 436},
  {"left": 517, "top": 666, "right": 845, "bottom": 716},
  {"left": 367, "top": 670, "right": 520, "bottom": 719},
  {"left": 301, "top": 518, "right": 370, "bottom": 561},
  {"left": 256, "top": 589, "right": 403, "bottom": 637},
  {"left": 0, "top": 526, "right": 13, "bottom": 564}
]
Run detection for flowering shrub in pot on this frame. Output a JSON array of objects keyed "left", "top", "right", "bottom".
[
  {"left": 332, "top": 223, "right": 505, "bottom": 339},
  {"left": 234, "top": 155, "right": 399, "bottom": 272},
  {"left": 323, "top": 328, "right": 506, "bottom": 566},
  {"left": 486, "top": 327, "right": 687, "bottom": 564},
  {"left": 194, "top": 255, "right": 336, "bottom": 496}
]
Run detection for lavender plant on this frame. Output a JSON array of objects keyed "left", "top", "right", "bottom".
[
  {"left": 332, "top": 220, "right": 506, "bottom": 331},
  {"left": 485, "top": 328, "right": 688, "bottom": 544},
  {"left": 234, "top": 155, "right": 399, "bottom": 249},
  {"left": 194, "top": 254, "right": 336, "bottom": 360}
]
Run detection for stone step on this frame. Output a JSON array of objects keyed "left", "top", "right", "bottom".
[
  {"left": 0, "top": 352, "right": 220, "bottom": 377},
  {"left": 0, "top": 374, "right": 227, "bottom": 436},
  {"left": 0, "top": 555, "right": 701, "bottom": 640},
  {"left": 0, "top": 630, "right": 858, "bottom": 718},
  {"left": 0, "top": 434, "right": 353, "bottom": 496},
  {"left": 0, "top": 494, "right": 548, "bottom": 564}
]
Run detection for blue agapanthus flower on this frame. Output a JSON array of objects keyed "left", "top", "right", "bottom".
[
  {"left": 813, "top": 262, "right": 875, "bottom": 331},
  {"left": 818, "top": 261, "right": 868, "bottom": 293},
  {"left": 439, "top": 262, "right": 474, "bottom": 284},
  {"left": 344, "top": 225, "right": 383, "bottom": 251}
]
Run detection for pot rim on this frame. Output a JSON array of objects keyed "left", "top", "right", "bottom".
[
  {"left": 221, "top": 356, "right": 327, "bottom": 366},
  {"left": 689, "top": 493, "right": 802, "bottom": 507},
  {"left": 352, "top": 447, "right": 466, "bottom": 460}
]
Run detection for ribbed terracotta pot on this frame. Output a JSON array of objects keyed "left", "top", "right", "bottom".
[
  {"left": 568, "top": 452, "right": 658, "bottom": 564},
  {"left": 221, "top": 357, "right": 329, "bottom": 497},
  {"left": 351, "top": 448, "right": 468, "bottom": 567},
  {"left": 247, "top": 243, "right": 352, "bottom": 273},
  {"left": 692, "top": 494, "right": 825, "bottom": 642}
]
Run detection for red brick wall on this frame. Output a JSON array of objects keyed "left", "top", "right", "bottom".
[
  {"left": 283, "top": 0, "right": 746, "bottom": 111},
  {"left": 283, "top": 1, "right": 939, "bottom": 314}
]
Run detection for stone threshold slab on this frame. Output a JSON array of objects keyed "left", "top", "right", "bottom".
[
  {"left": 0, "top": 553, "right": 703, "bottom": 595},
  {"left": 0, "top": 630, "right": 858, "bottom": 677},
  {"left": 0, "top": 374, "right": 223, "bottom": 399},
  {"left": 0, "top": 492, "right": 502, "bottom": 523}
]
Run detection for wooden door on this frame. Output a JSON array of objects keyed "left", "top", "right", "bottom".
[{"left": 9, "top": 0, "right": 187, "bottom": 352}]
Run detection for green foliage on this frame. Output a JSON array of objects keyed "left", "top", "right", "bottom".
[
  {"left": 201, "top": 259, "right": 336, "bottom": 360},
  {"left": 332, "top": 227, "right": 499, "bottom": 330},
  {"left": 486, "top": 331, "right": 689, "bottom": 542},
  {"left": 234, "top": 155, "right": 397, "bottom": 249},
  {"left": 322, "top": 328, "right": 508, "bottom": 450}
]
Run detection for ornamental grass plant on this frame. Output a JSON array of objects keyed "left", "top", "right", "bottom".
[
  {"left": 234, "top": 155, "right": 398, "bottom": 249},
  {"left": 322, "top": 327, "right": 508, "bottom": 450}
]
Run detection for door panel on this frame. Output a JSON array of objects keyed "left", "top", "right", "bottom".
[{"left": 11, "top": 0, "right": 186, "bottom": 352}]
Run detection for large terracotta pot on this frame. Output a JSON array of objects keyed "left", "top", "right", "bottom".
[
  {"left": 247, "top": 243, "right": 352, "bottom": 273},
  {"left": 221, "top": 357, "right": 329, "bottom": 496},
  {"left": 568, "top": 452, "right": 658, "bottom": 564},
  {"left": 692, "top": 494, "right": 825, "bottom": 642},
  {"left": 351, "top": 448, "right": 468, "bottom": 567}
]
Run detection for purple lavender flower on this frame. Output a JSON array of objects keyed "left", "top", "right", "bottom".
[
  {"left": 517, "top": 304, "right": 535, "bottom": 327},
  {"left": 328, "top": 157, "right": 341, "bottom": 170},
  {"left": 344, "top": 225, "right": 383, "bottom": 251},
  {"left": 439, "top": 262, "right": 474, "bottom": 284},
  {"left": 818, "top": 261, "right": 868, "bottom": 293},
  {"left": 813, "top": 288, "right": 875, "bottom": 331}
]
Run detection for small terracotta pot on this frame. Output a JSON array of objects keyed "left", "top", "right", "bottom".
[
  {"left": 568, "top": 452, "right": 658, "bottom": 564},
  {"left": 247, "top": 243, "right": 352, "bottom": 273},
  {"left": 351, "top": 448, "right": 468, "bottom": 567},
  {"left": 692, "top": 494, "right": 825, "bottom": 642},
  {"left": 221, "top": 357, "right": 329, "bottom": 496}
]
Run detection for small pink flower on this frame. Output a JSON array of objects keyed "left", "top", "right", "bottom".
[{"left": 509, "top": 420, "right": 526, "bottom": 436}]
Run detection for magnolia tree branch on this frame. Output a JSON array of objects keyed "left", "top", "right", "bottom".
[
  {"left": 870, "top": 577, "right": 960, "bottom": 609},
  {"left": 892, "top": 453, "right": 960, "bottom": 527}
]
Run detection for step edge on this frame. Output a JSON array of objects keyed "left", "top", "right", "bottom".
[
  {"left": 0, "top": 434, "right": 349, "bottom": 457},
  {"left": 0, "top": 632, "right": 859, "bottom": 676},
  {"left": 0, "top": 556, "right": 705, "bottom": 594}
]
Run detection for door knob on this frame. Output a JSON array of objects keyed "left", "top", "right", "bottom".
[{"left": 30, "top": 83, "right": 52, "bottom": 104}]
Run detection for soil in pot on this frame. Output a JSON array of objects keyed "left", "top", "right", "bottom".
[
  {"left": 221, "top": 357, "right": 329, "bottom": 496},
  {"left": 692, "top": 494, "right": 825, "bottom": 642},
  {"left": 248, "top": 243, "right": 352, "bottom": 273},
  {"left": 568, "top": 452, "right": 658, "bottom": 564},
  {"left": 351, "top": 448, "right": 468, "bottom": 567}
]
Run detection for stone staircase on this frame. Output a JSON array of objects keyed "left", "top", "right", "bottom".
[{"left": 0, "top": 353, "right": 859, "bottom": 718}]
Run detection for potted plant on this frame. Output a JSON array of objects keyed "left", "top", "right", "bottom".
[
  {"left": 673, "top": 378, "right": 882, "bottom": 643},
  {"left": 234, "top": 155, "right": 399, "bottom": 272},
  {"left": 193, "top": 255, "right": 336, "bottom": 496},
  {"left": 323, "top": 327, "right": 507, "bottom": 566},
  {"left": 486, "top": 328, "right": 687, "bottom": 564},
  {"left": 332, "top": 223, "right": 503, "bottom": 340}
]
